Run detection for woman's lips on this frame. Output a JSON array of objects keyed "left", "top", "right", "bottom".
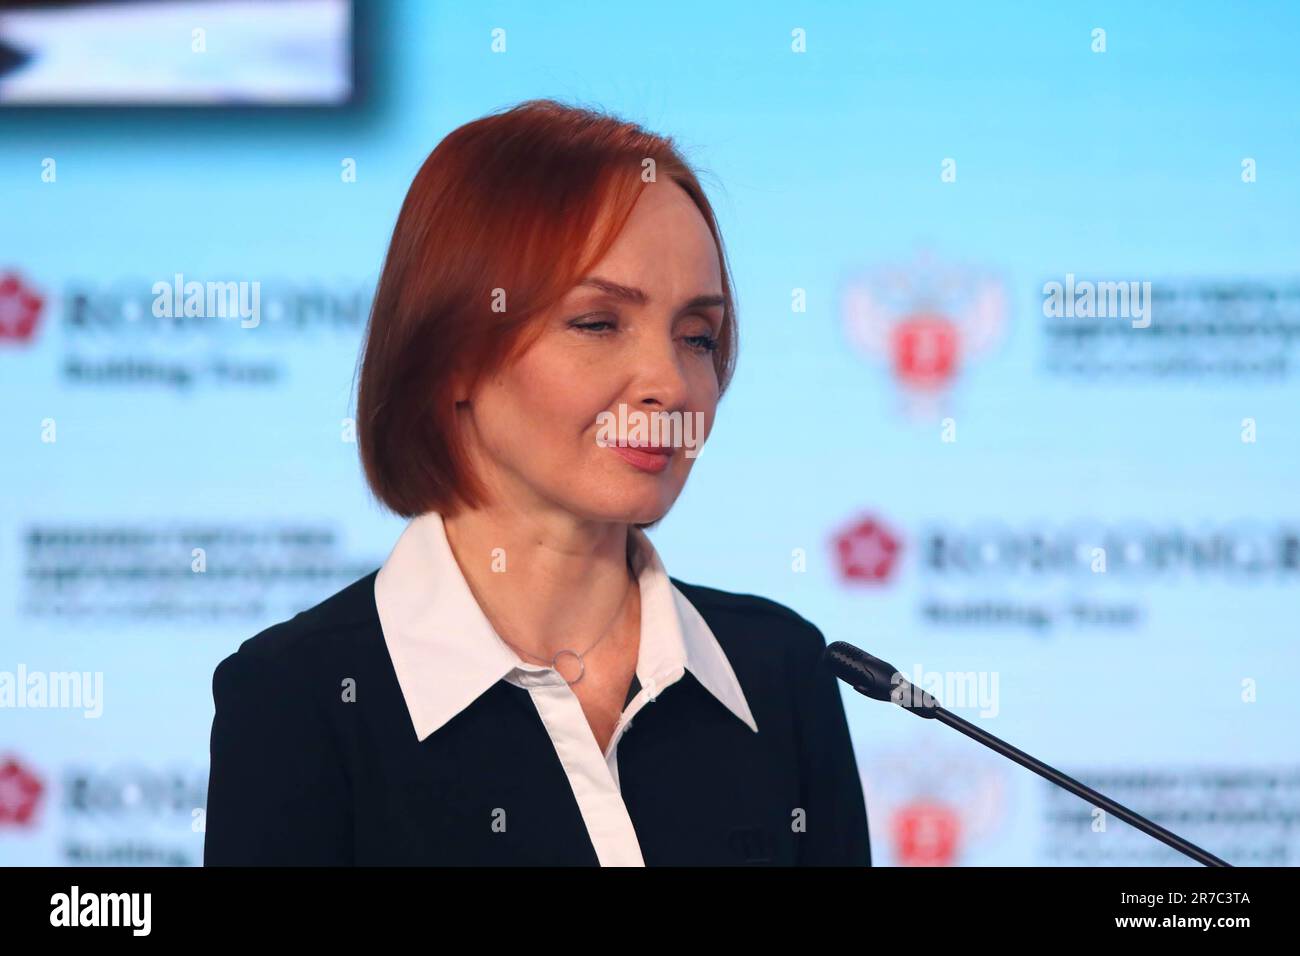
[{"left": 610, "top": 443, "right": 673, "bottom": 474}]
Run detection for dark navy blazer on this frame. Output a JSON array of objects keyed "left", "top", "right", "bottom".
[{"left": 203, "top": 570, "right": 872, "bottom": 866}]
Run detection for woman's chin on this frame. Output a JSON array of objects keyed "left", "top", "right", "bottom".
[{"left": 565, "top": 487, "right": 676, "bottom": 527}]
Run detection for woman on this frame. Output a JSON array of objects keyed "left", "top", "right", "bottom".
[{"left": 203, "top": 98, "right": 871, "bottom": 866}]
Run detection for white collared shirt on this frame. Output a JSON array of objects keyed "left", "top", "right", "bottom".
[{"left": 373, "top": 510, "right": 759, "bottom": 867}]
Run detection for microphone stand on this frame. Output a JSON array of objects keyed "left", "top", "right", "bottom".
[{"left": 824, "top": 641, "right": 1231, "bottom": 867}]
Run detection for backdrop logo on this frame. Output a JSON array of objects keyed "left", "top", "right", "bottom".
[
  {"left": 840, "top": 253, "right": 1008, "bottom": 407},
  {"left": 833, "top": 515, "right": 903, "bottom": 584},
  {"left": 5, "top": 275, "right": 374, "bottom": 390},
  {"left": 0, "top": 755, "right": 45, "bottom": 826},
  {"left": 893, "top": 799, "right": 963, "bottom": 866},
  {"left": 832, "top": 512, "right": 1297, "bottom": 632},
  {"left": 0, "top": 272, "right": 45, "bottom": 344},
  {"left": 866, "top": 741, "right": 1007, "bottom": 866}
]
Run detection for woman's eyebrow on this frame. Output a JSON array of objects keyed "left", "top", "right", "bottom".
[{"left": 577, "top": 276, "right": 724, "bottom": 311}]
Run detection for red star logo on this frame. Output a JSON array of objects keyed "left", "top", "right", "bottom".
[
  {"left": 0, "top": 756, "right": 45, "bottom": 827},
  {"left": 0, "top": 272, "right": 45, "bottom": 343},
  {"left": 834, "top": 516, "right": 902, "bottom": 583}
]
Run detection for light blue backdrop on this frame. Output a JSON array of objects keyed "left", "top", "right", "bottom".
[{"left": 2, "top": 0, "right": 1297, "bottom": 866}]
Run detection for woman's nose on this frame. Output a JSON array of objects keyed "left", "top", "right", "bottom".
[{"left": 625, "top": 332, "right": 691, "bottom": 411}]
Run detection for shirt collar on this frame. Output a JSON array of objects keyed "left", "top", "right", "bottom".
[{"left": 373, "top": 510, "right": 758, "bottom": 742}]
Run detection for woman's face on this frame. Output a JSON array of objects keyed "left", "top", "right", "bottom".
[{"left": 459, "top": 181, "right": 724, "bottom": 526}]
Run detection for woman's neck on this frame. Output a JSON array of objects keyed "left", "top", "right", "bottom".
[{"left": 441, "top": 504, "right": 639, "bottom": 663}]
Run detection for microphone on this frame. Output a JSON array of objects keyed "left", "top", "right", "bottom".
[{"left": 824, "top": 641, "right": 1231, "bottom": 867}]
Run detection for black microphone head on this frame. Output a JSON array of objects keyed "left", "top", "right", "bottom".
[
  {"left": 823, "top": 641, "right": 900, "bottom": 702},
  {"left": 823, "top": 641, "right": 940, "bottom": 716}
]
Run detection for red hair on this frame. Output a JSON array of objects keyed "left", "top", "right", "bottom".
[{"left": 355, "top": 98, "right": 738, "bottom": 518}]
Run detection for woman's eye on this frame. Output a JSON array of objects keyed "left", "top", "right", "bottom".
[
  {"left": 684, "top": 334, "right": 719, "bottom": 353},
  {"left": 569, "top": 316, "right": 616, "bottom": 333},
  {"left": 569, "top": 315, "right": 716, "bottom": 353}
]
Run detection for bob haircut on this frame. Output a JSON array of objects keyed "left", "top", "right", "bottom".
[{"left": 355, "top": 98, "right": 739, "bottom": 519}]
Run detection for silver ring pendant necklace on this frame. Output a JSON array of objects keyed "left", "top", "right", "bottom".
[{"left": 499, "top": 570, "right": 632, "bottom": 685}]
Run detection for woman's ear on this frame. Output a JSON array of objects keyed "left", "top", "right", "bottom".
[{"left": 449, "top": 369, "right": 472, "bottom": 409}]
